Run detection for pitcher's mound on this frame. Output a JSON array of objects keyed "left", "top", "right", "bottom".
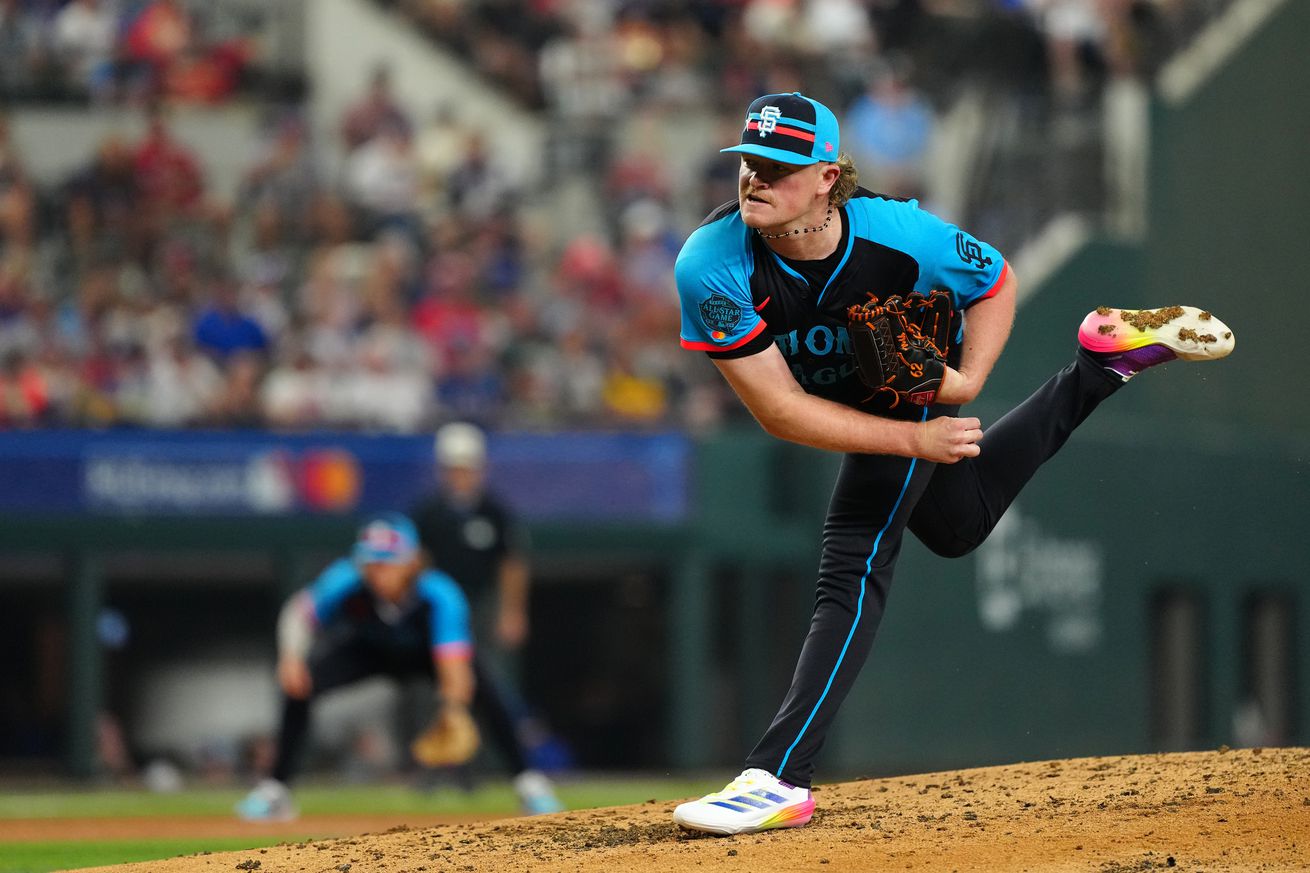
[{"left": 81, "top": 747, "right": 1308, "bottom": 873}]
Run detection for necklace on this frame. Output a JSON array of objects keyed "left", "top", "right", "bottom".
[{"left": 758, "top": 207, "right": 834, "bottom": 239}]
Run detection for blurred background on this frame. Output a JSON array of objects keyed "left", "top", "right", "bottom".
[{"left": 0, "top": 0, "right": 1306, "bottom": 792}]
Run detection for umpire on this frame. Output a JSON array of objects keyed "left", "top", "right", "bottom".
[{"left": 410, "top": 422, "right": 561, "bottom": 814}]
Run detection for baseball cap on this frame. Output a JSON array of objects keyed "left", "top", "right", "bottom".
[
  {"left": 721, "top": 92, "right": 840, "bottom": 166},
  {"left": 353, "top": 512, "right": 421, "bottom": 565},
  {"left": 434, "top": 421, "right": 487, "bottom": 469}
]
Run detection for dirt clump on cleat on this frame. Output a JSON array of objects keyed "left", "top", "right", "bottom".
[
  {"left": 1178, "top": 327, "right": 1217, "bottom": 344},
  {"left": 1120, "top": 306, "right": 1185, "bottom": 332}
]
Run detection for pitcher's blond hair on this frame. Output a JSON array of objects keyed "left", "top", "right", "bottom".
[{"left": 829, "top": 153, "right": 859, "bottom": 207}]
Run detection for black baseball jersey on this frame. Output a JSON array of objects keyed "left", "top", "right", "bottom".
[
  {"left": 675, "top": 188, "right": 1008, "bottom": 419},
  {"left": 410, "top": 490, "right": 526, "bottom": 595}
]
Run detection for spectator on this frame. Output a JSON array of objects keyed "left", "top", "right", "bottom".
[
  {"left": 235, "top": 201, "right": 298, "bottom": 301},
  {"left": 413, "top": 252, "right": 487, "bottom": 371},
  {"left": 64, "top": 136, "right": 142, "bottom": 264},
  {"left": 341, "top": 331, "right": 431, "bottom": 432},
  {"left": 297, "top": 248, "right": 361, "bottom": 370},
  {"left": 345, "top": 123, "right": 422, "bottom": 241},
  {"left": 143, "top": 333, "right": 222, "bottom": 427},
  {"left": 124, "top": 0, "right": 193, "bottom": 79},
  {"left": 601, "top": 346, "right": 667, "bottom": 425},
  {"left": 209, "top": 349, "right": 264, "bottom": 428},
  {"left": 1028, "top": 0, "right": 1109, "bottom": 102},
  {"left": 0, "top": 0, "right": 49, "bottom": 99},
  {"left": 134, "top": 108, "right": 206, "bottom": 216},
  {"left": 844, "top": 61, "right": 936, "bottom": 199},
  {"left": 414, "top": 102, "right": 469, "bottom": 202},
  {"left": 261, "top": 342, "right": 327, "bottom": 431},
  {"left": 436, "top": 343, "right": 503, "bottom": 426},
  {"left": 0, "top": 349, "right": 49, "bottom": 426},
  {"left": 445, "top": 132, "right": 514, "bottom": 222},
  {"left": 0, "top": 115, "right": 35, "bottom": 253},
  {"left": 0, "top": 258, "right": 30, "bottom": 353},
  {"left": 339, "top": 65, "right": 413, "bottom": 154},
  {"left": 192, "top": 278, "right": 269, "bottom": 361},
  {"left": 240, "top": 114, "right": 321, "bottom": 231},
  {"left": 51, "top": 0, "right": 118, "bottom": 100}
]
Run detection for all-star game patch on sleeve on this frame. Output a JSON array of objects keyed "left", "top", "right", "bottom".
[
  {"left": 906, "top": 208, "right": 1007, "bottom": 310},
  {"left": 675, "top": 213, "right": 770, "bottom": 357}
]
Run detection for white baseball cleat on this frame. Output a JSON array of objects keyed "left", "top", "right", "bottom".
[
  {"left": 235, "top": 778, "right": 298, "bottom": 822},
  {"left": 672, "top": 768, "right": 815, "bottom": 835},
  {"left": 1077, "top": 305, "right": 1234, "bottom": 381}
]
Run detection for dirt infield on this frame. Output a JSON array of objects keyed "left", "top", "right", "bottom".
[{"left": 75, "top": 748, "right": 1308, "bottom": 873}]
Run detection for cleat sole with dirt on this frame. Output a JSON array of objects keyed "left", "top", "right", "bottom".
[{"left": 1078, "top": 305, "right": 1234, "bottom": 361}]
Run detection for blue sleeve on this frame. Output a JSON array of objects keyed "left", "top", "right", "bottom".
[
  {"left": 675, "top": 216, "right": 768, "bottom": 353},
  {"left": 418, "top": 571, "right": 473, "bottom": 656},
  {"left": 903, "top": 206, "right": 1007, "bottom": 309},
  {"left": 306, "top": 558, "right": 364, "bottom": 623}
]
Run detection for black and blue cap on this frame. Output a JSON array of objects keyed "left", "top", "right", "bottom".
[
  {"left": 721, "top": 92, "right": 840, "bottom": 166},
  {"left": 353, "top": 512, "right": 421, "bottom": 565}
]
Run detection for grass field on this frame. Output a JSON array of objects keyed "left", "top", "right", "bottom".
[
  {"left": 2, "top": 839, "right": 273, "bottom": 873},
  {"left": 0, "top": 776, "right": 710, "bottom": 873}
]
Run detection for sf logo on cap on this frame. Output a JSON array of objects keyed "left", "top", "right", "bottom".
[{"left": 758, "top": 105, "right": 781, "bottom": 137}]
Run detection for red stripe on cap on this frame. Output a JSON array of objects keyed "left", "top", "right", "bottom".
[{"left": 745, "top": 122, "right": 816, "bottom": 143}]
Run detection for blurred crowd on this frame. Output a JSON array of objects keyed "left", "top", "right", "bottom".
[
  {"left": 0, "top": 0, "right": 1230, "bottom": 433},
  {"left": 0, "top": 61, "right": 715, "bottom": 432},
  {"left": 0, "top": 0, "right": 293, "bottom": 105},
  {"left": 390, "top": 0, "right": 1218, "bottom": 111},
  {"left": 397, "top": 0, "right": 1227, "bottom": 235}
]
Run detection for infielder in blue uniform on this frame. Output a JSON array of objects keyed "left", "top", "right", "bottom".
[
  {"left": 236, "top": 514, "right": 474, "bottom": 821},
  {"left": 671, "top": 92, "right": 1234, "bottom": 835}
]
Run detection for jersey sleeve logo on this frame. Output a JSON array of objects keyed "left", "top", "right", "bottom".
[
  {"left": 699, "top": 293, "right": 744, "bottom": 340},
  {"left": 955, "top": 232, "right": 993, "bottom": 269}
]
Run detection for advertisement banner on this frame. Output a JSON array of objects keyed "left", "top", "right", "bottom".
[{"left": 0, "top": 431, "right": 690, "bottom": 521}]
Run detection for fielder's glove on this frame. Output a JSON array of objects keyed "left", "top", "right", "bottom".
[
  {"left": 411, "top": 702, "right": 480, "bottom": 768},
  {"left": 847, "top": 290, "right": 953, "bottom": 408}
]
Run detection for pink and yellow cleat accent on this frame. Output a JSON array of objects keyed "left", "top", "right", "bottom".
[
  {"left": 1078, "top": 305, "right": 1235, "bottom": 381},
  {"left": 672, "top": 768, "right": 816, "bottom": 836}
]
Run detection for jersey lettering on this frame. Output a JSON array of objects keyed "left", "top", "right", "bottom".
[
  {"left": 775, "top": 326, "right": 852, "bottom": 358},
  {"left": 790, "top": 360, "right": 859, "bottom": 387}
]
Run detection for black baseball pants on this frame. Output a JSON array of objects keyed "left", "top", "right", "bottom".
[
  {"left": 744, "top": 351, "right": 1121, "bottom": 788},
  {"left": 271, "top": 637, "right": 528, "bottom": 784}
]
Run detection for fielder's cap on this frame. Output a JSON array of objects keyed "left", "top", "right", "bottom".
[
  {"left": 721, "top": 92, "right": 840, "bottom": 166},
  {"left": 353, "top": 512, "right": 421, "bottom": 565},
  {"left": 434, "top": 421, "right": 487, "bottom": 469}
]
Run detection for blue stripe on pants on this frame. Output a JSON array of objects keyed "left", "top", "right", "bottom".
[{"left": 774, "top": 415, "right": 927, "bottom": 777}]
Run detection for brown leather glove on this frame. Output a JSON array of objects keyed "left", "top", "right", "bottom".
[
  {"left": 410, "top": 703, "right": 480, "bottom": 767},
  {"left": 847, "top": 290, "right": 953, "bottom": 408}
]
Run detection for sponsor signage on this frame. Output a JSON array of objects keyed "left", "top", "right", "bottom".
[{"left": 0, "top": 431, "right": 689, "bottom": 521}]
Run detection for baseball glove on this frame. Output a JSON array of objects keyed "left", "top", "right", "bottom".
[
  {"left": 411, "top": 703, "right": 480, "bottom": 767},
  {"left": 847, "top": 290, "right": 953, "bottom": 408}
]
